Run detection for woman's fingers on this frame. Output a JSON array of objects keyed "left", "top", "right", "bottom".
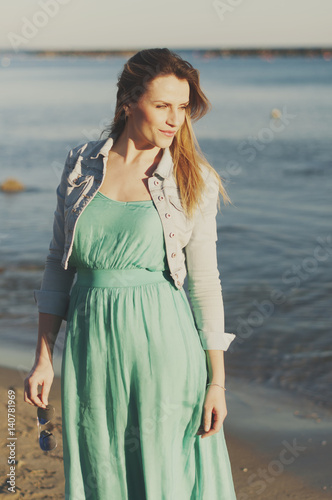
[
  {"left": 195, "top": 406, "right": 213, "bottom": 437},
  {"left": 23, "top": 377, "right": 38, "bottom": 406},
  {"left": 197, "top": 389, "right": 228, "bottom": 438},
  {"left": 41, "top": 380, "right": 52, "bottom": 406},
  {"left": 24, "top": 376, "right": 43, "bottom": 407},
  {"left": 203, "top": 407, "right": 212, "bottom": 433},
  {"left": 23, "top": 365, "right": 53, "bottom": 408},
  {"left": 201, "top": 409, "right": 223, "bottom": 438}
]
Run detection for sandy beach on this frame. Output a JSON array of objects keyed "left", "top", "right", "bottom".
[{"left": 1, "top": 364, "right": 331, "bottom": 499}]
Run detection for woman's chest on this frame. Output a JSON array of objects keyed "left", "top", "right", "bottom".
[
  {"left": 63, "top": 166, "right": 194, "bottom": 250},
  {"left": 97, "top": 151, "right": 163, "bottom": 202}
]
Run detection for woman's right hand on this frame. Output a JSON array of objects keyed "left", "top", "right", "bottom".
[{"left": 23, "top": 357, "right": 54, "bottom": 408}]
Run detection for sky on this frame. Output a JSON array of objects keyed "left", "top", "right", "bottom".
[{"left": 1, "top": 0, "right": 331, "bottom": 52}]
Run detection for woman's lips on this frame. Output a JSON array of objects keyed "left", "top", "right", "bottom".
[{"left": 159, "top": 130, "right": 176, "bottom": 137}]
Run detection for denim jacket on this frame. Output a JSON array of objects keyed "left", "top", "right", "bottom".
[{"left": 34, "top": 133, "right": 236, "bottom": 351}]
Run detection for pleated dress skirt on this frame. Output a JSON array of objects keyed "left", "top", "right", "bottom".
[{"left": 61, "top": 190, "right": 237, "bottom": 500}]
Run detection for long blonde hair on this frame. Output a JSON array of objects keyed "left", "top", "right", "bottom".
[{"left": 100, "top": 48, "right": 230, "bottom": 219}]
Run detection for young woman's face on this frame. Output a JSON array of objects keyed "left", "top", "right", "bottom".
[{"left": 125, "top": 74, "right": 190, "bottom": 148}]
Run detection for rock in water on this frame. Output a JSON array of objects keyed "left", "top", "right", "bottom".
[{"left": 0, "top": 178, "right": 25, "bottom": 192}]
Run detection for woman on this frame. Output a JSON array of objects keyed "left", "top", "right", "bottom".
[{"left": 24, "top": 48, "right": 237, "bottom": 499}]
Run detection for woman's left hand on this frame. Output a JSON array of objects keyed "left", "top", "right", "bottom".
[{"left": 196, "top": 385, "right": 227, "bottom": 439}]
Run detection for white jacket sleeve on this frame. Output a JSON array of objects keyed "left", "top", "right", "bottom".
[
  {"left": 184, "top": 170, "right": 236, "bottom": 350},
  {"left": 33, "top": 150, "right": 77, "bottom": 320}
]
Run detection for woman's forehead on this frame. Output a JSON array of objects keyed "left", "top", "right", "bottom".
[{"left": 145, "top": 75, "right": 190, "bottom": 101}]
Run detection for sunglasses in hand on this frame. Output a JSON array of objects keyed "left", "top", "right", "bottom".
[{"left": 37, "top": 404, "right": 57, "bottom": 452}]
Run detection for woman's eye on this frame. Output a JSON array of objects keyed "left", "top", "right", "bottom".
[{"left": 156, "top": 105, "right": 189, "bottom": 109}]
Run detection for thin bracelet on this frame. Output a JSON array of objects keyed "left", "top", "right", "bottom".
[{"left": 206, "top": 383, "right": 226, "bottom": 391}]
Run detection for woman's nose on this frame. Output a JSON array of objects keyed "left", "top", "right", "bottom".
[{"left": 166, "top": 109, "right": 181, "bottom": 127}]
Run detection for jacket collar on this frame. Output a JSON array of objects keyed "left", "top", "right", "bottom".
[{"left": 88, "top": 133, "right": 174, "bottom": 180}]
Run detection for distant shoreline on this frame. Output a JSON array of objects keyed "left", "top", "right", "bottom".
[{"left": 1, "top": 47, "right": 332, "bottom": 59}]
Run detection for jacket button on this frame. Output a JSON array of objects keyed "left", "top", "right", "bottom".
[
  {"left": 169, "top": 232, "right": 175, "bottom": 238},
  {"left": 165, "top": 213, "right": 171, "bottom": 219},
  {"left": 171, "top": 252, "right": 176, "bottom": 258},
  {"left": 154, "top": 179, "right": 160, "bottom": 186},
  {"left": 177, "top": 281, "right": 181, "bottom": 286},
  {"left": 175, "top": 273, "right": 178, "bottom": 278},
  {"left": 158, "top": 195, "right": 164, "bottom": 201}
]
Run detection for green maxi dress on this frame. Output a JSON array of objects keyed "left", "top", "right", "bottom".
[{"left": 61, "top": 190, "right": 237, "bottom": 500}]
